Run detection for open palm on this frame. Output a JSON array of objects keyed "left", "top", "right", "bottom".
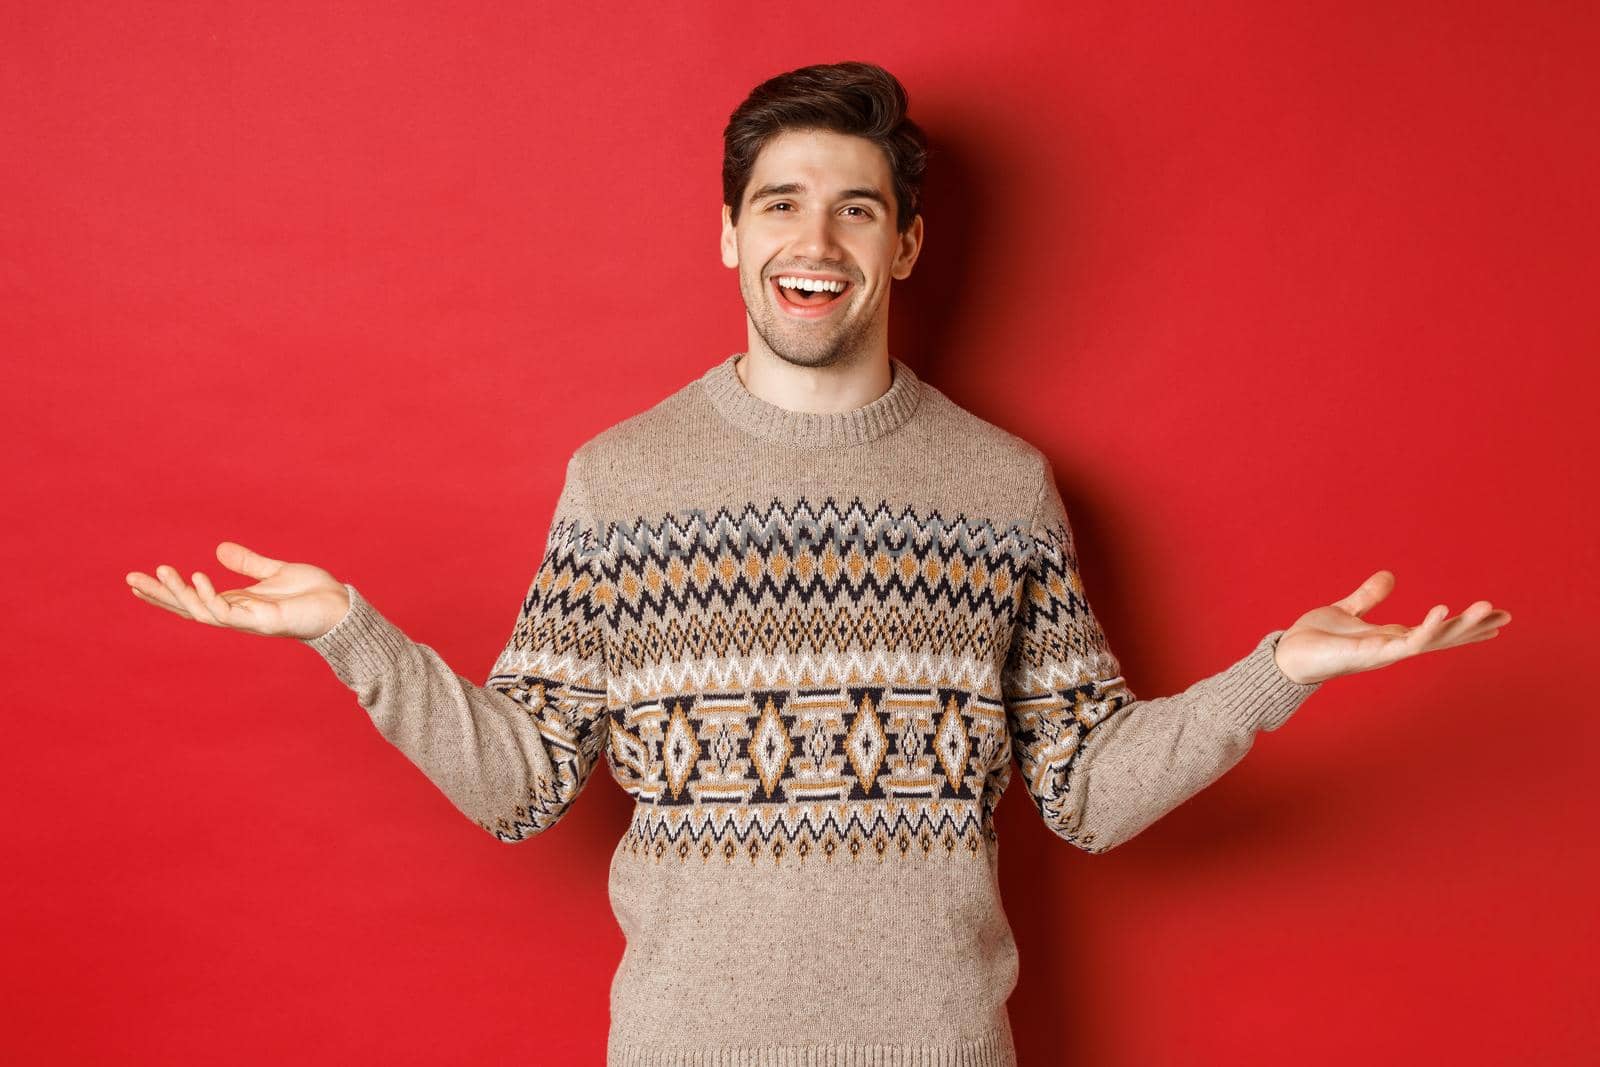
[
  {"left": 125, "top": 540, "right": 350, "bottom": 640},
  {"left": 1274, "top": 570, "right": 1511, "bottom": 685}
]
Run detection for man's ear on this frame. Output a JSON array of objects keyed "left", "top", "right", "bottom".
[
  {"left": 720, "top": 204, "right": 739, "bottom": 269},
  {"left": 891, "top": 214, "right": 924, "bottom": 280}
]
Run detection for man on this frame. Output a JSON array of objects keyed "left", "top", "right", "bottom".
[{"left": 126, "top": 61, "right": 1509, "bottom": 1066}]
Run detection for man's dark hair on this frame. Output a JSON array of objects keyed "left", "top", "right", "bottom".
[{"left": 723, "top": 61, "right": 928, "bottom": 234}]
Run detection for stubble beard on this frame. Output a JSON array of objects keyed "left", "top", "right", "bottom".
[{"left": 741, "top": 268, "right": 873, "bottom": 370}]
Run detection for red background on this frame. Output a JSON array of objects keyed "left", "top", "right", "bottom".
[{"left": 5, "top": 3, "right": 1594, "bottom": 1063}]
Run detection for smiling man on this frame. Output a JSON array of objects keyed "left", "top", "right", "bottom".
[
  {"left": 724, "top": 122, "right": 922, "bottom": 379},
  {"left": 127, "top": 61, "right": 1510, "bottom": 1066}
]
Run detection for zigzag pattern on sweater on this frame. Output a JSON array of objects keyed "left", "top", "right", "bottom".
[
  {"left": 593, "top": 498, "right": 1034, "bottom": 618},
  {"left": 476, "top": 495, "right": 1130, "bottom": 852},
  {"left": 619, "top": 796, "right": 997, "bottom": 867}
]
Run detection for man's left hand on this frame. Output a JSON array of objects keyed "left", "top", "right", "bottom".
[{"left": 1273, "top": 570, "right": 1510, "bottom": 685}]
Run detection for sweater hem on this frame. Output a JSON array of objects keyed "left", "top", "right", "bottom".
[{"left": 609, "top": 1024, "right": 1016, "bottom": 1066}]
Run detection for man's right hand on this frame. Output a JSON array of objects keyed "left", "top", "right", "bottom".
[{"left": 126, "top": 541, "right": 351, "bottom": 640}]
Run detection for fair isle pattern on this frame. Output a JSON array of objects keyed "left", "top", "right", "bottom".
[
  {"left": 467, "top": 492, "right": 1131, "bottom": 854},
  {"left": 612, "top": 685, "right": 1010, "bottom": 868},
  {"left": 1002, "top": 501, "right": 1138, "bottom": 850},
  {"left": 621, "top": 799, "right": 995, "bottom": 867},
  {"left": 553, "top": 495, "right": 1125, "bottom": 863},
  {"left": 481, "top": 511, "right": 612, "bottom": 842},
  {"left": 596, "top": 496, "right": 1029, "bottom": 678}
]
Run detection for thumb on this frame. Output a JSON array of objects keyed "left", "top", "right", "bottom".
[
  {"left": 1331, "top": 570, "right": 1395, "bottom": 619},
  {"left": 216, "top": 541, "right": 285, "bottom": 580}
]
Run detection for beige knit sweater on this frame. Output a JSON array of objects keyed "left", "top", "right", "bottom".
[{"left": 304, "top": 353, "right": 1323, "bottom": 1065}]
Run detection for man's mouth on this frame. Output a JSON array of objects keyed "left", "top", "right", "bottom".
[{"left": 770, "top": 274, "right": 852, "bottom": 317}]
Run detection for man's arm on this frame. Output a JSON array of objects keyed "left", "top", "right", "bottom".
[
  {"left": 1000, "top": 458, "right": 1323, "bottom": 854},
  {"left": 302, "top": 452, "right": 613, "bottom": 842}
]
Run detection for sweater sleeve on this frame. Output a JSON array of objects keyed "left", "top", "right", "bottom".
[
  {"left": 300, "top": 452, "right": 613, "bottom": 842},
  {"left": 1000, "top": 459, "right": 1323, "bottom": 854}
]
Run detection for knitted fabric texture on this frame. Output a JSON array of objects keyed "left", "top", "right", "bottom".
[{"left": 304, "top": 353, "right": 1323, "bottom": 1066}]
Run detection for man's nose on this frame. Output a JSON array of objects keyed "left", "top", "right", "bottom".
[{"left": 793, "top": 210, "right": 844, "bottom": 261}]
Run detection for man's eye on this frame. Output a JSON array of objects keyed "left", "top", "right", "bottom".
[
  {"left": 843, "top": 206, "right": 872, "bottom": 219},
  {"left": 770, "top": 202, "right": 793, "bottom": 212}
]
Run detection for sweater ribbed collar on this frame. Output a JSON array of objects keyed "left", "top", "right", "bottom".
[{"left": 700, "top": 352, "right": 924, "bottom": 449}]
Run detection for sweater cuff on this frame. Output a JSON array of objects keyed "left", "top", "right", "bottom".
[
  {"left": 300, "top": 583, "right": 413, "bottom": 689},
  {"left": 1214, "top": 629, "right": 1324, "bottom": 733}
]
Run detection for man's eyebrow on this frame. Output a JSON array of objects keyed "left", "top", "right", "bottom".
[{"left": 747, "top": 181, "right": 890, "bottom": 208}]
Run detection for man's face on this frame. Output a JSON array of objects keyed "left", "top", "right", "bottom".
[{"left": 721, "top": 128, "right": 923, "bottom": 369}]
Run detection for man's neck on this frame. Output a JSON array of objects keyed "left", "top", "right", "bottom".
[{"left": 733, "top": 348, "right": 895, "bottom": 416}]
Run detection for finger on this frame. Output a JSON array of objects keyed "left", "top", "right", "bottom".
[
  {"left": 1413, "top": 603, "right": 1500, "bottom": 653},
  {"left": 190, "top": 571, "right": 232, "bottom": 627},
  {"left": 1451, "top": 609, "right": 1512, "bottom": 648},
  {"left": 133, "top": 569, "right": 188, "bottom": 613},
  {"left": 131, "top": 584, "right": 193, "bottom": 620},
  {"left": 1468, "top": 604, "right": 1512, "bottom": 628},
  {"left": 1441, "top": 627, "right": 1502, "bottom": 651},
  {"left": 1432, "top": 601, "right": 1501, "bottom": 647},
  {"left": 157, "top": 565, "right": 220, "bottom": 627},
  {"left": 127, "top": 571, "right": 182, "bottom": 611},
  {"left": 1332, "top": 570, "right": 1395, "bottom": 619},
  {"left": 1404, "top": 604, "right": 1452, "bottom": 651},
  {"left": 217, "top": 541, "right": 284, "bottom": 580}
]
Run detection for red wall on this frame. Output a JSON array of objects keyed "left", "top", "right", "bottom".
[{"left": 5, "top": 3, "right": 1594, "bottom": 1063}]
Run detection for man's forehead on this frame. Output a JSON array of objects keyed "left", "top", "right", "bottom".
[{"left": 747, "top": 129, "right": 892, "bottom": 195}]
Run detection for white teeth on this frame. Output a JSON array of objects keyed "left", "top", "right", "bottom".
[{"left": 777, "top": 276, "right": 846, "bottom": 293}]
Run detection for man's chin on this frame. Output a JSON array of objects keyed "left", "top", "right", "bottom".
[
  {"left": 771, "top": 348, "right": 836, "bottom": 368},
  {"left": 745, "top": 303, "right": 867, "bottom": 363},
  {"left": 765, "top": 332, "right": 859, "bottom": 369}
]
